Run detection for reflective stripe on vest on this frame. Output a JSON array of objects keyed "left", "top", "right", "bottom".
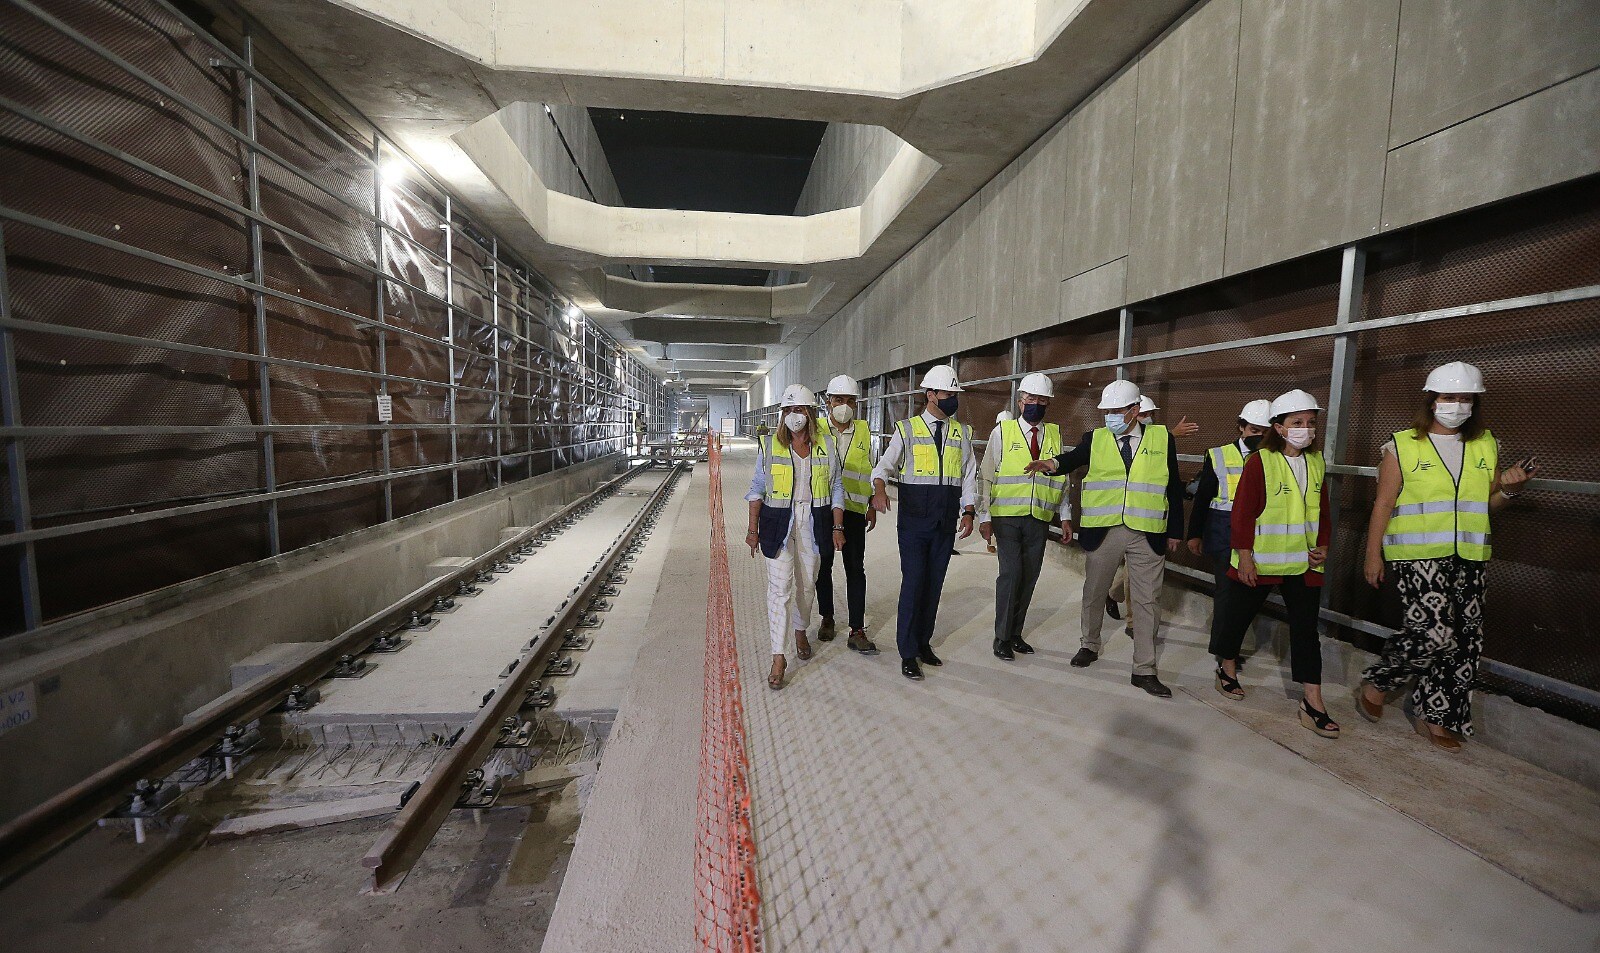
[
  {"left": 990, "top": 419, "right": 1065, "bottom": 521},
  {"left": 897, "top": 416, "right": 965, "bottom": 487},
  {"left": 1383, "top": 428, "right": 1495, "bottom": 561},
  {"left": 764, "top": 431, "right": 833, "bottom": 509},
  {"left": 1080, "top": 425, "right": 1170, "bottom": 533},
  {"left": 836, "top": 419, "right": 874, "bottom": 515},
  {"left": 1208, "top": 443, "right": 1246, "bottom": 511},
  {"left": 1232, "top": 449, "right": 1324, "bottom": 576}
]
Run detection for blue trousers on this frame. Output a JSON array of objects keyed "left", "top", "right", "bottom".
[{"left": 895, "top": 514, "right": 957, "bottom": 660}]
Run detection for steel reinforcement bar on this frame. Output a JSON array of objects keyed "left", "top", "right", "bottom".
[
  {"left": 0, "top": 462, "right": 650, "bottom": 889},
  {"left": 361, "top": 462, "right": 687, "bottom": 893}
]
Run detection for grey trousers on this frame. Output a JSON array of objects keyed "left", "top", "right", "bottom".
[
  {"left": 993, "top": 516, "right": 1050, "bottom": 645},
  {"left": 1081, "top": 525, "right": 1166, "bottom": 675}
]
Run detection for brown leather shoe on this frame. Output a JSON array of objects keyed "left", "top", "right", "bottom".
[
  {"left": 847, "top": 629, "right": 878, "bottom": 655},
  {"left": 818, "top": 618, "right": 837, "bottom": 641},
  {"left": 1414, "top": 719, "right": 1461, "bottom": 751}
]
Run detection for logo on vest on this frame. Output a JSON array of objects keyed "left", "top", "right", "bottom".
[
  {"left": 1273, "top": 482, "right": 1291, "bottom": 496},
  {"left": 1475, "top": 457, "right": 1490, "bottom": 470},
  {"left": 1411, "top": 459, "right": 1433, "bottom": 472}
]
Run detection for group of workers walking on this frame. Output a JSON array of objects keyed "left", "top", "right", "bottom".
[{"left": 744, "top": 360, "right": 1533, "bottom": 748}]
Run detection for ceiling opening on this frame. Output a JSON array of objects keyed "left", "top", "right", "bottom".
[{"left": 588, "top": 108, "right": 826, "bottom": 216}]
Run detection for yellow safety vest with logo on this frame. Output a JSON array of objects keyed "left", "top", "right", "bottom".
[
  {"left": 1383, "top": 428, "right": 1495, "bottom": 561},
  {"left": 1207, "top": 443, "right": 1247, "bottom": 511},
  {"left": 1232, "top": 448, "right": 1324, "bottom": 576},
  {"left": 764, "top": 431, "right": 833, "bottom": 509},
  {"left": 896, "top": 416, "right": 965, "bottom": 486},
  {"left": 990, "top": 419, "right": 1065, "bottom": 521},
  {"left": 1080, "top": 425, "right": 1170, "bottom": 533},
  {"left": 824, "top": 419, "right": 873, "bottom": 515}
]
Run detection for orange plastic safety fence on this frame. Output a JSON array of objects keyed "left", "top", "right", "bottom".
[{"left": 695, "top": 433, "right": 764, "bottom": 953}]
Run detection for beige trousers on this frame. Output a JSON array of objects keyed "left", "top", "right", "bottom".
[{"left": 1081, "top": 525, "right": 1165, "bottom": 675}]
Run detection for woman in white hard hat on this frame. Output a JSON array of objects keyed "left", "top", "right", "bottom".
[
  {"left": 1187, "top": 400, "right": 1273, "bottom": 574},
  {"left": 1356, "top": 361, "right": 1534, "bottom": 750},
  {"left": 1209, "top": 389, "right": 1338, "bottom": 737},
  {"left": 746, "top": 384, "right": 846, "bottom": 689},
  {"left": 814, "top": 374, "right": 880, "bottom": 655}
]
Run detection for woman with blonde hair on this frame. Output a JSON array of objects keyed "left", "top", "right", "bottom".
[{"left": 746, "top": 384, "right": 845, "bottom": 689}]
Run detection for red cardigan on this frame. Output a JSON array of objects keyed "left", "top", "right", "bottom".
[{"left": 1227, "top": 452, "right": 1332, "bottom": 587}]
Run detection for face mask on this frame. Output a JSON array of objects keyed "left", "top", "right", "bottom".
[
  {"left": 1242, "top": 434, "right": 1263, "bottom": 451},
  {"left": 784, "top": 412, "right": 809, "bottom": 433},
  {"left": 1434, "top": 401, "right": 1472, "bottom": 429},
  {"left": 1020, "top": 403, "right": 1046, "bottom": 424},
  {"left": 1138, "top": 415, "right": 1152, "bottom": 425},
  {"left": 936, "top": 395, "right": 960, "bottom": 416},
  {"left": 829, "top": 404, "right": 855, "bottom": 425},
  {"left": 1284, "top": 427, "right": 1315, "bottom": 449},
  {"left": 1105, "top": 412, "right": 1131, "bottom": 435}
]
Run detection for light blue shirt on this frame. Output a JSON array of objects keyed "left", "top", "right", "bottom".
[{"left": 745, "top": 432, "right": 846, "bottom": 512}]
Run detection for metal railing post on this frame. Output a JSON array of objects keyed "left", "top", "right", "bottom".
[
  {"left": 444, "top": 194, "right": 458, "bottom": 500},
  {"left": 1324, "top": 244, "right": 1367, "bottom": 553},
  {"left": 1115, "top": 307, "right": 1132, "bottom": 380},
  {"left": 0, "top": 222, "right": 41, "bottom": 630},
  {"left": 243, "top": 28, "right": 280, "bottom": 556},
  {"left": 373, "top": 137, "right": 393, "bottom": 522},
  {"left": 491, "top": 237, "right": 503, "bottom": 488}
]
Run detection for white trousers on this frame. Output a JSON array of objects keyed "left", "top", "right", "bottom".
[{"left": 765, "top": 508, "right": 820, "bottom": 655}]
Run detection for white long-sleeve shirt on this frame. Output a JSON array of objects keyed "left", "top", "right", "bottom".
[
  {"left": 977, "top": 419, "right": 1072, "bottom": 522},
  {"left": 870, "top": 410, "right": 978, "bottom": 511}
]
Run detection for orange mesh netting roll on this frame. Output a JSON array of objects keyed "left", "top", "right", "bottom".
[{"left": 695, "top": 433, "right": 764, "bottom": 953}]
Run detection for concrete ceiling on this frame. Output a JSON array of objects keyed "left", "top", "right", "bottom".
[{"left": 238, "top": 0, "right": 1197, "bottom": 380}]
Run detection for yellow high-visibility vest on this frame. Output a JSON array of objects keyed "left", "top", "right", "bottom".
[
  {"left": 1383, "top": 428, "right": 1495, "bottom": 561},
  {"left": 764, "top": 432, "right": 833, "bottom": 508},
  {"left": 1232, "top": 448, "right": 1324, "bottom": 576},
  {"left": 1208, "top": 443, "right": 1246, "bottom": 511},
  {"left": 832, "top": 419, "right": 874, "bottom": 515},
  {"left": 1080, "top": 425, "right": 1170, "bottom": 534},
  {"left": 896, "top": 416, "right": 964, "bottom": 487},
  {"left": 990, "top": 419, "right": 1065, "bottom": 521}
]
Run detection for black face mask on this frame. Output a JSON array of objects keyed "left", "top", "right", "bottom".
[
  {"left": 936, "top": 394, "right": 959, "bottom": 416},
  {"left": 1020, "top": 403, "right": 1046, "bottom": 423},
  {"left": 1243, "top": 434, "right": 1263, "bottom": 451}
]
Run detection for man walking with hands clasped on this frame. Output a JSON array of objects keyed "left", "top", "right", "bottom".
[{"left": 1025, "top": 380, "right": 1186, "bottom": 697}]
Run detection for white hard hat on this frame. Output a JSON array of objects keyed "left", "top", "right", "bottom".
[
  {"left": 780, "top": 383, "right": 817, "bottom": 408},
  {"left": 1138, "top": 395, "right": 1158, "bottom": 413},
  {"left": 919, "top": 364, "right": 963, "bottom": 392},
  {"left": 826, "top": 374, "right": 860, "bottom": 397},
  {"left": 1422, "top": 361, "right": 1486, "bottom": 394},
  {"left": 995, "top": 410, "right": 1014, "bottom": 423},
  {"left": 1269, "top": 389, "right": 1322, "bottom": 419},
  {"left": 1098, "top": 379, "right": 1141, "bottom": 410},
  {"left": 1239, "top": 400, "right": 1273, "bottom": 427},
  {"left": 1018, "top": 372, "right": 1054, "bottom": 398}
]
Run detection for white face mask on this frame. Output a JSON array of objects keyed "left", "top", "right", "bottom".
[
  {"left": 1284, "top": 427, "right": 1316, "bottom": 449},
  {"left": 1434, "top": 401, "right": 1472, "bottom": 429},
  {"left": 784, "top": 412, "right": 810, "bottom": 433},
  {"left": 829, "top": 404, "right": 855, "bottom": 425}
]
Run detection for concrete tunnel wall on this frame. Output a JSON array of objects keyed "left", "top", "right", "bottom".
[{"left": 754, "top": 0, "right": 1600, "bottom": 399}]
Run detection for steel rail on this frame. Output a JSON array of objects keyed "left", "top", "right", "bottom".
[
  {"left": 362, "top": 462, "right": 686, "bottom": 892},
  {"left": 0, "top": 462, "right": 646, "bottom": 888}
]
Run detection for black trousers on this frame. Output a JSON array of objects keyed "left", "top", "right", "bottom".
[
  {"left": 1208, "top": 573, "right": 1324, "bottom": 684},
  {"left": 993, "top": 515, "right": 1049, "bottom": 646},
  {"left": 815, "top": 509, "right": 868, "bottom": 630}
]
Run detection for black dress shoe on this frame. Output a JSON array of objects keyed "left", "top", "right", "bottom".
[
  {"left": 1011, "top": 638, "right": 1035, "bottom": 655},
  {"left": 993, "top": 642, "right": 1015, "bottom": 661},
  {"left": 1070, "top": 648, "right": 1099, "bottom": 668},
  {"left": 1105, "top": 596, "right": 1122, "bottom": 620},
  {"left": 1131, "top": 674, "right": 1173, "bottom": 698},
  {"left": 901, "top": 659, "right": 923, "bottom": 680},
  {"left": 917, "top": 648, "right": 943, "bottom": 667}
]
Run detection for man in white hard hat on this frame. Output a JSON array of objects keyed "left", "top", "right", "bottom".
[
  {"left": 813, "top": 374, "right": 879, "bottom": 655},
  {"left": 978, "top": 372, "right": 1070, "bottom": 660},
  {"left": 1186, "top": 399, "right": 1273, "bottom": 579},
  {"left": 1025, "top": 379, "right": 1187, "bottom": 697},
  {"left": 871, "top": 364, "right": 977, "bottom": 681},
  {"left": 1107, "top": 394, "right": 1198, "bottom": 624}
]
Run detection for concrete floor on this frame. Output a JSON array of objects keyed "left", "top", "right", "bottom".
[{"left": 709, "top": 440, "right": 1600, "bottom": 953}]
